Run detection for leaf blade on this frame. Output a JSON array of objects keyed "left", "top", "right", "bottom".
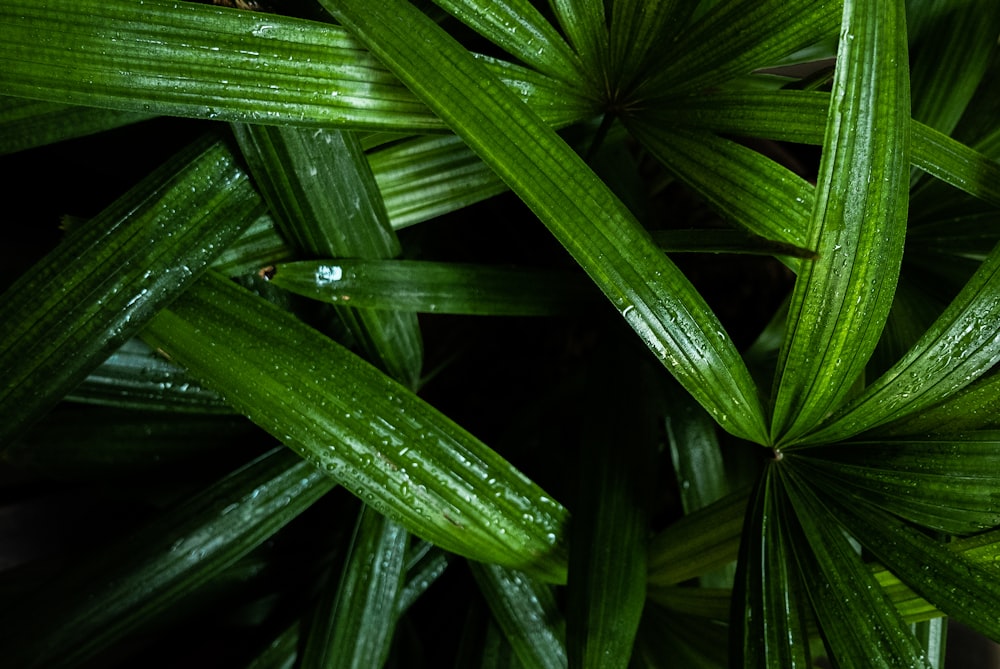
[
  {"left": 771, "top": 0, "right": 911, "bottom": 444},
  {"left": 142, "top": 272, "right": 569, "bottom": 582}
]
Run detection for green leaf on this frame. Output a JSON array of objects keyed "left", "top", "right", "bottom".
[
  {"left": 647, "top": 489, "right": 748, "bottom": 587},
  {"left": 209, "top": 211, "right": 293, "bottom": 278},
  {"left": 142, "top": 271, "right": 569, "bottom": 582},
  {"left": 771, "top": 0, "right": 911, "bottom": 445},
  {"left": 788, "top": 436, "right": 1000, "bottom": 534},
  {"left": 908, "top": 0, "right": 1000, "bottom": 139},
  {"left": 606, "top": 0, "right": 690, "bottom": 97},
  {"left": 910, "top": 122, "right": 1000, "bottom": 213},
  {"left": 547, "top": 0, "right": 608, "bottom": 82},
  {"left": 0, "top": 0, "right": 591, "bottom": 132},
  {"left": 470, "top": 562, "right": 568, "bottom": 669},
  {"left": 396, "top": 541, "right": 450, "bottom": 614},
  {"left": 780, "top": 467, "right": 933, "bottom": 669},
  {"left": 0, "top": 447, "right": 335, "bottom": 669},
  {"left": 231, "top": 124, "right": 423, "bottom": 388},
  {"left": 0, "top": 95, "right": 153, "bottom": 154},
  {"left": 265, "top": 259, "right": 594, "bottom": 316},
  {"left": 877, "top": 372, "right": 1000, "bottom": 436},
  {"left": 66, "top": 338, "right": 232, "bottom": 413},
  {"left": 300, "top": 505, "right": 408, "bottom": 669},
  {"left": 566, "top": 354, "right": 652, "bottom": 669},
  {"left": 431, "top": 0, "right": 585, "bottom": 84},
  {"left": 809, "top": 478, "right": 1000, "bottom": 643},
  {"left": 628, "top": 124, "right": 814, "bottom": 248},
  {"left": 0, "top": 137, "right": 262, "bottom": 445},
  {"left": 635, "top": 0, "right": 841, "bottom": 98},
  {"left": 731, "top": 466, "right": 812, "bottom": 669},
  {"left": 803, "top": 239, "right": 1000, "bottom": 443},
  {"left": 322, "top": 0, "right": 769, "bottom": 444},
  {"left": 369, "top": 134, "right": 508, "bottom": 230}
]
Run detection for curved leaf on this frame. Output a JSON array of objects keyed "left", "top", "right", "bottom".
[{"left": 322, "top": 0, "right": 769, "bottom": 444}]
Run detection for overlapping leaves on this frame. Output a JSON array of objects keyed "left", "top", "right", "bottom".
[{"left": 2, "top": 0, "right": 1000, "bottom": 666}]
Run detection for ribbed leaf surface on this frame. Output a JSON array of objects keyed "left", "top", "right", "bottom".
[
  {"left": 0, "top": 448, "right": 334, "bottom": 669},
  {"left": 142, "top": 272, "right": 569, "bottom": 582},
  {"left": 265, "top": 259, "right": 593, "bottom": 316},
  {"left": 0, "top": 0, "right": 590, "bottom": 131},
  {"left": 323, "top": 0, "right": 768, "bottom": 444},
  {"left": 771, "top": 0, "right": 911, "bottom": 444},
  {"left": 0, "top": 137, "right": 261, "bottom": 444}
]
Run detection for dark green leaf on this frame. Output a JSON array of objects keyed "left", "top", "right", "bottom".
[
  {"left": 0, "top": 0, "right": 590, "bottom": 132},
  {"left": 771, "top": 0, "right": 911, "bottom": 445},
  {"left": 431, "top": 0, "right": 585, "bottom": 84},
  {"left": 0, "top": 95, "right": 153, "bottom": 154},
  {"left": 0, "top": 137, "right": 262, "bottom": 445},
  {"left": 231, "top": 124, "right": 423, "bottom": 387},
  {"left": 809, "top": 479, "right": 1000, "bottom": 643},
  {"left": 369, "top": 134, "right": 508, "bottom": 230},
  {"left": 780, "top": 467, "right": 932, "bottom": 669},
  {"left": 789, "top": 436, "right": 1000, "bottom": 534},
  {"left": 647, "top": 490, "right": 748, "bottom": 587},
  {"left": 142, "top": 272, "right": 569, "bottom": 582},
  {"left": 0, "top": 448, "right": 335, "bottom": 669},
  {"left": 629, "top": 124, "right": 814, "bottom": 248},
  {"left": 323, "top": 0, "right": 769, "bottom": 444},
  {"left": 265, "top": 259, "right": 594, "bottom": 316},
  {"left": 731, "top": 466, "right": 812, "bottom": 669},
  {"left": 300, "top": 505, "right": 408, "bottom": 669},
  {"left": 470, "top": 562, "right": 567, "bottom": 669},
  {"left": 804, "top": 240, "right": 1000, "bottom": 443},
  {"left": 67, "top": 338, "right": 232, "bottom": 413},
  {"left": 635, "top": 0, "right": 841, "bottom": 98}
]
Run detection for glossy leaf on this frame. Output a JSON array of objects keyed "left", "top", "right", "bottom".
[
  {"left": 0, "top": 95, "right": 153, "bottom": 154},
  {"left": 431, "top": 0, "right": 585, "bottom": 84},
  {"left": 0, "top": 0, "right": 591, "bottom": 132},
  {"left": 300, "top": 505, "right": 408, "bottom": 669},
  {"left": 780, "top": 467, "right": 932, "bottom": 669},
  {"left": 323, "top": 0, "right": 769, "bottom": 444},
  {"left": 67, "top": 338, "right": 231, "bottom": 413},
  {"left": 810, "top": 479, "right": 1000, "bottom": 643},
  {"left": 877, "top": 371, "right": 1000, "bottom": 436},
  {"left": 804, "top": 239, "right": 1000, "bottom": 443},
  {"left": 142, "top": 272, "right": 569, "bottom": 582},
  {"left": 369, "top": 134, "right": 508, "bottom": 230},
  {"left": 265, "top": 259, "right": 594, "bottom": 316},
  {"left": 606, "top": 0, "right": 688, "bottom": 96},
  {"left": 470, "top": 562, "right": 567, "bottom": 669},
  {"left": 771, "top": 0, "right": 911, "bottom": 444},
  {"left": 547, "top": 0, "right": 607, "bottom": 81},
  {"left": 0, "top": 448, "right": 335, "bottom": 669},
  {"left": 731, "top": 466, "right": 811, "bottom": 669},
  {"left": 788, "top": 436, "right": 1000, "bottom": 534},
  {"left": 0, "top": 137, "right": 262, "bottom": 445},
  {"left": 231, "top": 124, "right": 423, "bottom": 388},
  {"left": 635, "top": 0, "right": 841, "bottom": 98},
  {"left": 647, "top": 490, "right": 748, "bottom": 587},
  {"left": 629, "top": 124, "right": 814, "bottom": 248}
]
